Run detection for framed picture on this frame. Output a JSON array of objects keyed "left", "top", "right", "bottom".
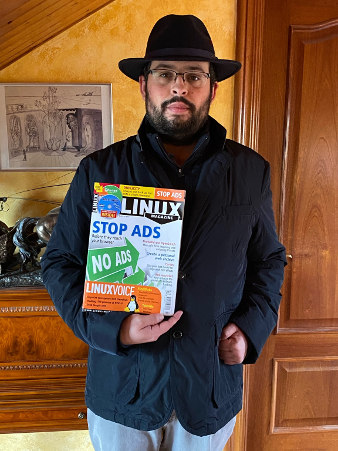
[{"left": 0, "top": 83, "right": 113, "bottom": 170}]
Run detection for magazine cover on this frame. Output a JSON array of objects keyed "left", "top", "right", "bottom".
[{"left": 83, "top": 183, "right": 185, "bottom": 315}]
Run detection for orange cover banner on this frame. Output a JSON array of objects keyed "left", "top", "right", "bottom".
[{"left": 83, "top": 281, "right": 162, "bottom": 314}]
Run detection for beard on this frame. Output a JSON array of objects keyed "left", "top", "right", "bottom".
[{"left": 145, "top": 88, "right": 212, "bottom": 145}]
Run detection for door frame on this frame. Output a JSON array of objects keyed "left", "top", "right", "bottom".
[
  {"left": 233, "top": 0, "right": 265, "bottom": 151},
  {"left": 232, "top": 1, "right": 267, "bottom": 450}
]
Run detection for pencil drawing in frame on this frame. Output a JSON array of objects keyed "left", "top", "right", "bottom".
[{"left": 0, "top": 83, "right": 113, "bottom": 170}]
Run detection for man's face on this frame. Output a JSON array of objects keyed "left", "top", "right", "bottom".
[{"left": 139, "top": 61, "right": 218, "bottom": 143}]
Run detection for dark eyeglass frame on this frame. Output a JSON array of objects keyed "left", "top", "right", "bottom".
[{"left": 146, "top": 69, "right": 211, "bottom": 85}]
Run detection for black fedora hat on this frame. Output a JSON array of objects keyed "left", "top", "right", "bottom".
[{"left": 119, "top": 14, "right": 241, "bottom": 82}]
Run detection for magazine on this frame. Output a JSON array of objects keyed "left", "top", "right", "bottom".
[{"left": 82, "top": 183, "right": 185, "bottom": 315}]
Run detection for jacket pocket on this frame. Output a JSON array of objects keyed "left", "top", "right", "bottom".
[{"left": 212, "top": 316, "right": 243, "bottom": 407}]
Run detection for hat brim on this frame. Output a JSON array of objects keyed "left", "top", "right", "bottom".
[{"left": 118, "top": 57, "right": 241, "bottom": 82}]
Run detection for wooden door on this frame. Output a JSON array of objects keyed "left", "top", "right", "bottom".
[{"left": 233, "top": 1, "right": 338, "bottom": 449}]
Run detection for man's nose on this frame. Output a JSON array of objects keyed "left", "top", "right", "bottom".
[{"left": 171, "top": 74, "right": 188, "bottom": 96}]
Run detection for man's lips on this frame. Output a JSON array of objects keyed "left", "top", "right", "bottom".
[{"left": 166, "top": 102, "right": 191, "bottom": 114}]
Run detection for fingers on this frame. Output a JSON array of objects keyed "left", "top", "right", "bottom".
[
  {"left": 143, "top": 310, "right": 183, "bottom": 342},
  {"left": 152, "top": 310, "right": 183, "bottom": 337},
  {"left": 166, "top": 310, "right": 183, "bottom": 327},
  {"left": 218, "top": 341, "right": 245, "bottom": 364},
  {"left": 218, "top": 323, "right": 248, "bottom": 365},
  {"left": 139, "top": 311, "right": 182, "bottom": 332},
  {"left": 140, "top": 313, "right": 165, "bottom": 327},
  {"left": 220, "top": 322, "right": 239, "bottom": 339},
  {"left": 219, "top": 350, "right": 242, "bottom": 365},
  {"left": 120, "top": 311, "right": 183, "bottom": 346}
]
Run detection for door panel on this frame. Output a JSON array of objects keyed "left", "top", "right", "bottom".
[
  {"left": 272, "top": 358, "right": 338, "bottom": 431},
  {"left": 280, "top": 20, "right": 338, "bottom": 331},
  {"left": 234, "top": 1, "right": 338, "bottom": 449}
]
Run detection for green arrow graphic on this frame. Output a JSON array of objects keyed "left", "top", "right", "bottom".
[
  {"left": 87, "top": 238, "right": 139, "bottom": 281},
  {"left": 123, "top": 267, "right": 145, "bottom": 285},
  {"left": 94, "top": 268, "right": 126, "bottom": 283}
]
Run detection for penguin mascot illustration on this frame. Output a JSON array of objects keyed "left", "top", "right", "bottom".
[{"left": 124, "top": 295, "right": 140, "bottom": 313}]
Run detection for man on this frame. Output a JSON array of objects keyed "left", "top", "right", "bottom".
[{"left": 42, "top": 14, "right": 286, "bottom": 451}]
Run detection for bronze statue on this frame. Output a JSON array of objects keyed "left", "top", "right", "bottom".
[{"left": 0, "top": 206, "right": 60, "bottom": 285}]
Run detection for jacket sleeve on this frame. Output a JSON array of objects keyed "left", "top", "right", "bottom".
[
  {"left": 41, "top": 159, "right": 130, "bottom": 356},
  {"left": 230, "top": 162, "right": 286, "bottom": 363}
]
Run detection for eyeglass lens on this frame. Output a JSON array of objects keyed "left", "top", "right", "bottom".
[{"left": 150, "top": 70, "right": 209, "bottom": 87}]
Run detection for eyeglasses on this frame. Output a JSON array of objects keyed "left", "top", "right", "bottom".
[{"left": 147, "top": 69, "right": 210, "bottom": 88}]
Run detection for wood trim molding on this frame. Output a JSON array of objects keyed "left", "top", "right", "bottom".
[
  {"left": 233, "top": 0, "right": 265, "bottom": 151},
  {"left": 232, "top": 2, "right": 266, "bottom": 450},
  {"left": 0, "top": 287, "right": 51, "bottom": 301},
  {"left": 0, "top": 287, "right": 57, "bottom": 316},
  {"left": 0, "top": 362, "right": 87, "bottom": 371},
  {"left": 0, "top": 305, "right": 56, "bottom": 313}
]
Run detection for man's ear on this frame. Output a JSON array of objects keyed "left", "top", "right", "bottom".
[
  {"left": 210, "top": 82, "right": 218, "bottom": 103},
  {"left": 139, "top": 75, "right": 146, "bottom": 100}
]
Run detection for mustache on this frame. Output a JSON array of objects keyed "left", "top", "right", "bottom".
[{"left": 161, "top": 96, "right": 196, "bottom": 112}]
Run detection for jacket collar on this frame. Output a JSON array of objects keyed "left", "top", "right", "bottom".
[{"left": 136, "top": 115, "right": 229, "bottom": 167}]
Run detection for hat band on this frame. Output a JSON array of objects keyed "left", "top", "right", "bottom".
[{"left": 145, "top": 47, "right": 217, "bottom": 60}]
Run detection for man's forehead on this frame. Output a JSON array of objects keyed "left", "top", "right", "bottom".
[{"left": 149, "top": 60, "right": 210, "bottom": 71}]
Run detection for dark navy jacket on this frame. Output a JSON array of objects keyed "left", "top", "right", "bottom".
[{"left": 41, "top": 116, "right": 285, "bottom": 436}]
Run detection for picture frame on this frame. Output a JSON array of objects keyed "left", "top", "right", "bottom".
[{"left": 0, "top": 83, "right": 113, "bottom": 170}]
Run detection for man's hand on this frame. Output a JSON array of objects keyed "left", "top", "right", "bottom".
[
  {"left": 218, "top": 322, "right": 248, "bottom": 365},
  {"left": 120, "top": 311, "right": 183, "bottom": 346}
]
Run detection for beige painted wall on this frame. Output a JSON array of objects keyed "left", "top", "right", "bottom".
[
  {"left": 0, "top": 0, "right": 236, "bottom": 226},
  {"left": 0, "top": 0, "right": 236, "bottom": 448}
]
